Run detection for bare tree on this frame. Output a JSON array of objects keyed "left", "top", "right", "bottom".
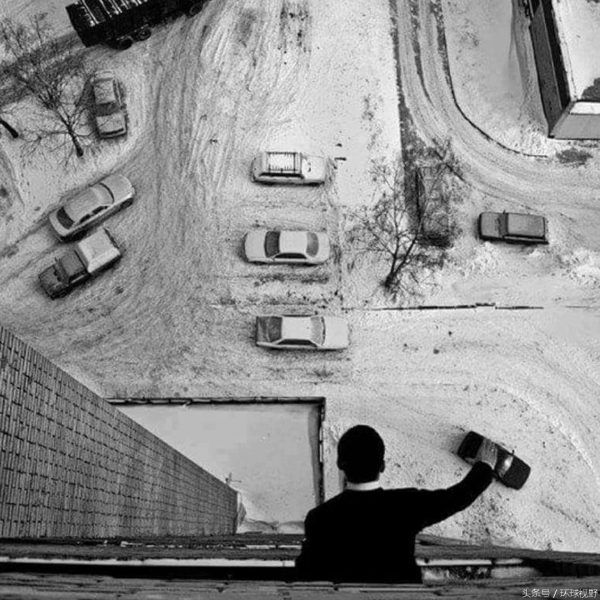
[
  {"left": 0, "top": 14, "right": 90, "bottom": 158},
  {"left": 351, "top": 145, "right": 458, "bottom": 299}
]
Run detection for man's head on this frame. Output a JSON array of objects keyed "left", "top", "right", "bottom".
[{"left": 337, "top": 425, "right": 385, "bottom": 483}]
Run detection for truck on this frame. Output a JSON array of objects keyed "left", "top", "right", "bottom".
[
  {"left": 65, "top": 0, "right": 208, "bottom": 50},
  {"left": 39, "top": 229, "right": 122, "bottom": 299},
  {"left": 250, "top": 151, "right": 328, "bottom": 185}
]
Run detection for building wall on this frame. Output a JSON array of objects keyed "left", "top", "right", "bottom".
[
  {"left": 0, "top": 326, "right": 238, "bottom": 538},
  {"left": 529, "top": 0, "right": 570, "bottom": 132},
  {"left": 529, "top": 0, "right": 600, "bottom": 138}
]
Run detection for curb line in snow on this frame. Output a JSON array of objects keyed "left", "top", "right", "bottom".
[{"left": 345, "top": 303, "right": 544, "bottom": 312}]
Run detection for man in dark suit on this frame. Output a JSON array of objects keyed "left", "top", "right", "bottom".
[{"left": 296, "top": 425, "right": 497, "bottom": 583}]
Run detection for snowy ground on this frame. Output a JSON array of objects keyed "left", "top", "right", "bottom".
[{"left": 1, "top": 0, "right": 600, "bottom": 552}]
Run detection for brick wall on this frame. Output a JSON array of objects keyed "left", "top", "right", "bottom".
[{"left": 0, "top": 326, "right": 238, "bottom": 538}]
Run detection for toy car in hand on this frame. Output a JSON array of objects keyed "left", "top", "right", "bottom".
[{"left": 457, "top": 431, "right": 530, "bottom": 489}]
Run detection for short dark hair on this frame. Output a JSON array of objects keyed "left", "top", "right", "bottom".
[{"left": 337, "top": 425, "right": 385, "bottom": 483}]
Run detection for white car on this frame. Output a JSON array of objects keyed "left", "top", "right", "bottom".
[
  {"left": 256, "top": 315, "right": 349, "bottom": 350},
  {"left": 49, "top": 174, "right": 135, "bottom": 241},
  {"left": 251, "top": 151, "right": 327, "bottom": 185},
  {"left": 91, "top": 70, "right": 127, "bottom": 138},
  {"left": 244, "top": 229, "right": 330, "bottom": 264}
]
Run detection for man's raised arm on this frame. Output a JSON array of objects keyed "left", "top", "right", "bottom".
[{"left": 414, "top": 438, "right": 498, "bottom": 529}]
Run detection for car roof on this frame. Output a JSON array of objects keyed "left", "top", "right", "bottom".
[
  {"left": 278, "top": 231, "right": 309, "bottom": 254},
  {"left": 280, "top": 316, "right": 318, "bottom": 342},
  {"left": 93, "top": 78, "right": 117, "bottom": 104},
  {"left": 64, "top": 185, "right": 112, "bottom": 222}
]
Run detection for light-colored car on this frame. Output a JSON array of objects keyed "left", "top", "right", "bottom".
[
  {"left": 478, "top": 211, "right": 548, "bottom": 244},
  {"left": 255, "top": 315, "right": 349, "bottom": 350},
  {"left": 244, "top": 229, "right": 330, "bottom": 264},
  {"left": 39, "top": 228, "right": 122, "bottom": 299},
  {"left": 49, "top": 174, "right": 135, "bottom": 241},
  {"left": 251, "top": 151, "right": 327, "bottom": 185},
  {"left": 91, "top": 70, "right": 127, "bottom": 138}
]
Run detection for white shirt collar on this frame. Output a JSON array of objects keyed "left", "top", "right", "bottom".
[{"left": 346, "top": 480, "right": 382, "bottom": 491}]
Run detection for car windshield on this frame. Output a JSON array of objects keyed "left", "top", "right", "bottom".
[
  {"left": 56, "top": 207, "right": 74, "bottom": 228},
  {"left": 281, "top": 339, "right": 316, "bottom": 347},
  {"left": 265, "top": 317, "right": 282, "bottom": 342},
  {"left": 310, "top": 317, "right": 325, "bottom": 345},
  {"left": 276, "top": 253, "right": 306, "bottom": 259},
  {"left": 96, "top": 100, "right": 119, "bottom": 116},
  {"left": 264, "top": 231, "right": 280, "bottom": 258},
  {"left": 97, "top": 182, "right": 117, "bottom": 203},
  {"left": 306, "top": 233, "right": 319, "bottom": 256}
]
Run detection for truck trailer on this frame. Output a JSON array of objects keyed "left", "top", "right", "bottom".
[{"left": 66, "top": 0, "right": 208, "bottom": 50}]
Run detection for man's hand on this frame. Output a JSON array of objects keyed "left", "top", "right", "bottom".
[
  {"left": 476, "top": 438, "right": 498, "bottom": 470},
  {"left": 496, "top": 453, "right": 513, "bottom": 477}
]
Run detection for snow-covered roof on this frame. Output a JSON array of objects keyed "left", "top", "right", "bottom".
[{"left": 552, "top": 0, "right": 600, "bottom": 101}]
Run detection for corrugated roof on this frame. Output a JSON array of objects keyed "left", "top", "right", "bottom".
[{"left": 2, "top": 572, "right": 600, "bottom": 599}]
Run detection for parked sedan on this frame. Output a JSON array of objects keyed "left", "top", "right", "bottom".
[
  {"left": 91, "top": 70, "right": 127, "bottom": 138},
  {"left": 256, "top": 315, "right": 349, "bottom": 350},
  {"left": 49, "top": 174, "right": 135, "bottom": 241},
  {"left": 478, "top": 211, "right": 548, "bottom": 244},
  {"left": 244, "top": 229, "right": 330, "bottom": 264},
  {"left": 457, "top": 431, "right": 531, "bottom": 489}
]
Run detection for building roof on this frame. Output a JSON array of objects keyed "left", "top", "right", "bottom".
[
  {"left": 552, "top": 0, "right": 600, "bottom": 101},
  {"left": 2, "top": 534, "right": 600, "bottom": 598},
  {"left": 2, "top": 533, "right": 600, "bottom": 568},
  {"left": 3, "top": 573, "right": 600, "bottom": 599}
]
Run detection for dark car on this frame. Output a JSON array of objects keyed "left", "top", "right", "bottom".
[
  {"left": 39, "top": 229, "right": 122, "bottom": 299},
  {"left": 457, "top": 431, "right": 531, "bottom": 489},
  {"left": 478, "top": 211, "right": 548, "bottom": 244}
]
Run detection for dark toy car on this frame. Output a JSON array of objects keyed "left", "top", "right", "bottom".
[{"left": 457, "top": 431, "right": 531, "bottom": 489}]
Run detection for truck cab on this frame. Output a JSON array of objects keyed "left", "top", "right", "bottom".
[
  {"left": 251, "top": 152, "right": 328, "bottom": 185},
  {"left": 39, "top": 229, "right": 122, "bottom": 299}
]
